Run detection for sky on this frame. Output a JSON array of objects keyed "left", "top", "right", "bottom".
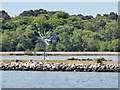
[
  {"left": 1, "top": 0, "right": 119, "bottom": 2},
  {"left": 1, "top": 2, "right": 118, "bottom": 17}
]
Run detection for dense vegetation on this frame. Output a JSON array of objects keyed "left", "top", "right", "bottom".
[
  {"left": 0, "top": 9, "right": 119, "bottom": 52},
  {"left": 67, "top": 57, "right": 112, "bottom": 63}
]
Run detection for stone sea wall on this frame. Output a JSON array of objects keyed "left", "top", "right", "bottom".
[{"left": 0, "top": 61, "right": 120, "bottom": 72}]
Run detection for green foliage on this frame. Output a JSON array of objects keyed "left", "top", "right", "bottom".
[
  {"left": 55, "top": 25, "right": 75, "bottom": 51},
  {"left": 0, "top": 10, "right": 11, "bottom": 23},
  {"left": 54, "top": 11, "right": 70, "bottom": 19},
  {"left": 67, "top": 57, "right": 93, "bottom": 61},
  {"left": 1, "top": 9, "right": 119, "bottom": 52},
  {"left": 96, "top": 59, "right": 103, "bottom": 63},
  {"left": 67, "top": 57, "right": 76, "bottom": 60},
  {"left": 67, "top": 57, "right": 112, "bottom": 62},
  {"left": 81, "top": 58, "right": 93, "bottom": 61},
  {"left": 19, "top": 9, "right": 47, "bottom": 17},
  {"left": 96, "top": 57, "right": 107, "bottom": 63}
]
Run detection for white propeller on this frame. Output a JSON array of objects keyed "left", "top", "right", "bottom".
[{"left": 36, "top": 29, "right": 57, "bottom": 48}]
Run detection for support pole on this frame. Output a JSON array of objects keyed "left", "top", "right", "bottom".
[
  {"left": 44, "top": 50, "right": 45, "bottom": 60},
  {"left": 43, "top": 45, "right": 45, "bottom": 60}
]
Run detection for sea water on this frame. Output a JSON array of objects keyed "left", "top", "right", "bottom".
[
  {"left": 1, "top": 55, "right": 119, "bottom": 61},
  {"left": 1, "top": 71, "right": 118, "bottom": 88}
]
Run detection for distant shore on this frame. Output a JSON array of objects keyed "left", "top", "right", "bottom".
[{"left": 0, "top": 52, "right": 120, "bottom": 55}]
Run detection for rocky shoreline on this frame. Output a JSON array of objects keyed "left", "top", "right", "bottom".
[{"left": 0, "top": 61, "right": 120, "bottom": 72}]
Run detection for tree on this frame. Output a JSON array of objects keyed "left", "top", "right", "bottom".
[
  {"left": 54, "top": 11, "right": 70, "bottom": 19},
  {"left": 99, "top": 41, "right": 109, "bottom": 51},
  {"left": 2, "top": 30, "right": 11, "bottom": 51},
  {"left": 84, "top": 21, "right": 98, "bottom": 32},
  {"left": 19, "top": 9, "right": 48, "bottom": 17},
  {"left": 1, "top": 9, "right": 119, "bottom": 52},
  {"left": 55, "top": 25, "right": 75, "bottom": 51},
  {"left": 34, "top": 43, "right": 44, "bottom": 51},
  {"left": 68, "top": 17, "right": 84, "bottom": 29},
  {"left": 108, "top": 39, "right": 119, "bottom": 52},
  {"left": 0, "top": 10, "right": 11, "bottom": 23},
  {"left": 70, "top": 30, "right": 83, "bottom": 51}
]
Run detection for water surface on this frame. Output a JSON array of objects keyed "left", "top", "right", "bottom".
[
  {"left": 1, "top": 55, "right": 119, "bottom": 61},
  {"left": 1, "top": 71, "right": 118, "bottom": 88}
]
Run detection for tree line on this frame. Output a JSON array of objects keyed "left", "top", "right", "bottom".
[{"left": 0, "top": 9, "right": 119, "bottom": 52}]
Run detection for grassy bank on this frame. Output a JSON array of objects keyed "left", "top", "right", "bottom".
[{"left": 1, "top": 60, "right": 119, "bottom": 65}]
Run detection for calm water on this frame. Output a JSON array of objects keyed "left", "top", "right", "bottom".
[
  {"left": 1, "top": 55, "right": 119, "bottom": 61},
  {"left": 1, "top": 55, "right": 119, "bottom": 88},
  {"left": 1, "top": 71, "right": 118, "bottom": 88}
]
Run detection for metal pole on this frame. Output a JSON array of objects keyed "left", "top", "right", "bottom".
[
  {"left": 44, "top": 50, "right": 45, "bottom": 60},
  {"left": 44, "top": 46, "right": 45, "bottom": 60}
]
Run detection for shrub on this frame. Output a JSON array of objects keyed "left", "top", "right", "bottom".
[
  {"left": 67, "top": 57, "right": 93, "bottom": 61},
  {"left": 67, "top": 57, "right": 77, "bottom": 60},
  {"left": 108, "top": 60, "right": 112, "bottom": 61},
  {"left": 96, "top": 57, "right": 107, "bottom": 63},
  {"left": 96, "top": 59, "right": 103, "bottom": 63},
  {"left": 86, "top": 58, "right": 93, "bottom": 61}
]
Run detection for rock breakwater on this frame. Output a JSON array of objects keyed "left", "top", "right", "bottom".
[{"left": 0, "top": 61, "right": 120, "bottom": 72}]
